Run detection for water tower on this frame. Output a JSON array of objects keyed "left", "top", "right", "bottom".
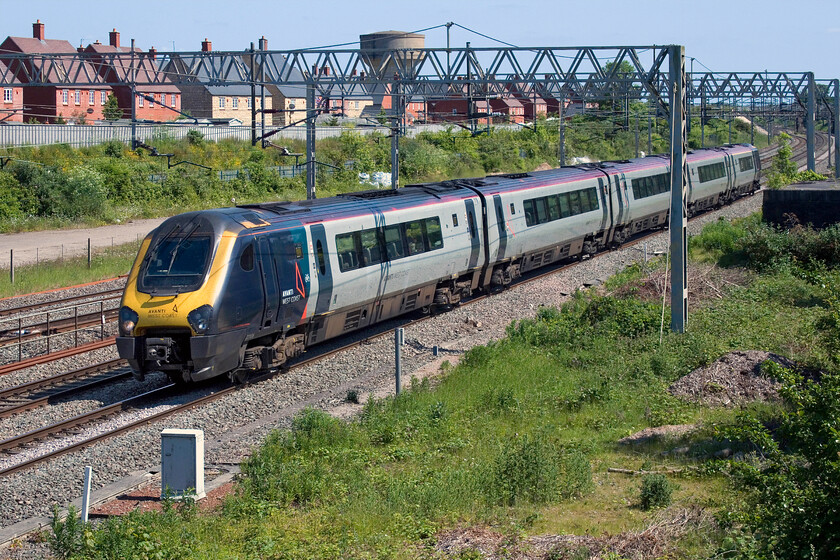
[{"left": 360, "top": 31, "right": 425, "bottom": 114}]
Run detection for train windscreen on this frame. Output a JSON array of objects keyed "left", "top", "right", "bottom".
[{"left": 138, "top": 234, "right": 213, "bottom": 294}]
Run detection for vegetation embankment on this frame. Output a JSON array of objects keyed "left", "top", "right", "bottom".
[
  {"left": 45, "top": 214, "right": 840, "bottom": 559},
  {"left": 0, "top": 114, "right": 766, "bottom": 234},
  {"left": 764, "top": 132, "right": 827, "bottom": 188}
]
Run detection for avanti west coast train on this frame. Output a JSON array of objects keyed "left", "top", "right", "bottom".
[{"left": 117, "top": 144, "right": 760, "bottom": 383}]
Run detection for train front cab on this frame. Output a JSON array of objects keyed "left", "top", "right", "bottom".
[{"left": 118, "top": 212, "right": 253, "bottom": 383}]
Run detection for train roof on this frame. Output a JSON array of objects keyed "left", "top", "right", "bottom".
[{"left": 199, "top": 143, "right": 758, "bottom": 231}]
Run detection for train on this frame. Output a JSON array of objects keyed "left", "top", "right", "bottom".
[{"left": 116, "top": 143, "right": 761, "bottom": 383}]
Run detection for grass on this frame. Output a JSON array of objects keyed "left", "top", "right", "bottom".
[{"left": 0, "top": 240, "right": 139, "bottom": 298}]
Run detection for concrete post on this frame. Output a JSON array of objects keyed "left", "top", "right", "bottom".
[{"left": 81, "top": 466, "right": 92, "bottom": 523}]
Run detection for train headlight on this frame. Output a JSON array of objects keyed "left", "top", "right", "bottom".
[
  {"left": 188, "top": 305, "right": 213, "bottom": 335},
  {"left": 119, "top": 306, "right": 139, "bottom": 336}
]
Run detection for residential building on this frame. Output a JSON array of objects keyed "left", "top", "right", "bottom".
[
  {"left": 242, "top": 37, "right": 307, "bottom": 127},
  {"left": 84, "top": 29, "right": 181, "bottom": 122},
  {"left": 0, "top": 20, "right": 112, "bottom": 123},
  {"left": 0, "top": 62, "right": 24, "bottom": 123},
  {"left": 161, "top": 39, "right": 270, "bottom": 125}
]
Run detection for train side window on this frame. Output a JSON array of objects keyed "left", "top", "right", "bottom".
[
  {"left": 335, "top": 232, "right": 359, "bottom": 272},
  {"left": 425, "top": 218, "right": 443, "bottom": 250},
  {"left": 523, "top": 199, "right": 535, "bottom": 226},
  {"left": 587, "top": 188, "right": 600, "bottom": 210},
  {"left": 509, "top": 203, "right": 515, "bottom": 214},
  {"left": 360, "top": 229, "right": 382, "bottom": 266},
  {"left": 451, "top": 213, "right": 459, "bottom": 227},
  {"left": 739, "top": 156, "right": 754, "bottom": 171},
  {"left": 558, "top": 193, "right": 570, "bottom": 218},
  {"left": 547, "top": 196, "right": 560, "bottom": 221},
  {"left": 405, "top": 221, "right": 425, "bottom": 255},
  {"left": 384, "top": 225, "right": 404, "bottom": 261},
  {"left": 568, "top": 190, "right": 582, "bottom": 216},
  {"left": 534, "top": 198, "right": 548, "bottom": 224},
  {"left": 239, "top": 242, "right": 255, "bottom": 272},
  {"left": 316, "top": 240, "right": 326, "bottom": 275}
]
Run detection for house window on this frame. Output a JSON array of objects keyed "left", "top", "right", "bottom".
[
  {"left": 246, "top": 97, "right": 251, "bottom": 109},
  {"left": 232, "top": 97, "right": 238, "bottom": 109},
  {"left": 101, "top": 91, "right": 108, "bottom": 105},
  {"left": 74, "top": 90, "right": 80, "bottom": 105},
  {"left": 354, "top": 100, "right": 359, "bottom": 109},
  {"left": 138, "top": 95, "right": 144, "bottom": 107},
  {"left": 88, "top": 90, "right": 95, "bottom": 105},
  {"left": 171, "top": 94, "right": 177, "bottom": 106},
  {"left": 149, "top": 95, "right": 155, "bottom": 108},
  {"left": 219, "top": 97, "right": 225, "bottom": 108},
  {"left": 62, "top": 89, "right": 69, "bottom": 105},
  {"left": 3, "top": 88, "right": 12, "bottom": 103}
]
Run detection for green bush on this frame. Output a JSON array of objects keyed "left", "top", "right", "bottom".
[{"left": 639, "top": 473, "right": 673, "bottom": 510}]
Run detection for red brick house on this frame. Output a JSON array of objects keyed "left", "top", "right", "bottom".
[
  {"left": 0, "top": 62, "right": 24, "bottom": 123},
  {"left": 85, "top": 29, "right": 181, "bottom": 122},
  {"left": 0, "top": 21, "right": 112, "bottom": 123}
]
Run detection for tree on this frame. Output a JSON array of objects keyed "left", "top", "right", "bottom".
[{"left": 103, "top": 94, "right": 123, "bottom": 121}]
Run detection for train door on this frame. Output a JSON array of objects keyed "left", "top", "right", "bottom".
[
  {"left": 465, "top": 199, "right": 481, "bottom": 269},
  {"left": 256, "top": 236, "right": 279, "bottom": 330},
  {"left": 309, "top": 224, "right": 333, "bottom": 316},
  {"left": 268, "top": 228, "right": 311, "bottom": 331},
  {"left": 724, "top": 154, "right": 735, "bottom": 197},
  {"left": 493, "top": 195, "right": 508, "bottom": 261},
  {"left": 596, "top": 177, "right": 610, "bottom": 235},
  {"left": 616, "top": 173, "right": 630, "bottom": 226}
]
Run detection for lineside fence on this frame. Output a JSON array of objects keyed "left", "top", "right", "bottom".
[
  {"left": 0, "top": 122, "right": 464, "bottom": 149},
  {"left": 3, "top": 235, "right": 142, "bottom": 281}
]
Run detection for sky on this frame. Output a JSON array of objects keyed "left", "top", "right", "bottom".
[{"left": 2, "top": 0, "right": 839, "bottom": 80}]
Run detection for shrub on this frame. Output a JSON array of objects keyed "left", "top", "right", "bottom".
[
  {"left": 639, "top": 473, "right": 673, "bottom": 510},
  {"left": 486, "top": 433, "right": 592, "bottom": 506},
  {"left": 186, "top": 129, "right": 204, "bottom": 146}
]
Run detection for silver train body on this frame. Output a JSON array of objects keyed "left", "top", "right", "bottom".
[{"left": 117, "top": 144, "right": 760, "bottom": 382}]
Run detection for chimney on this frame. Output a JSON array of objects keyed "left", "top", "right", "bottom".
[
  {"left": 322, "top": 66, "right": 330, "bottom": 76},
  {"left": 258, "top": 36, "right": 268, "bottom": 50},
  {"left": 77, "top": 44, "right": 84, "bottom": 53},
  {"left": 33, "top": 20, "right": 45, "bottom": 41},
  {"left": 109, "top": 28, "right": 120, "bottom": 48},
  {"left": 201, "top": 38, "right": 212, "bottom": 52},
  {"left": 148, "top": 46, "right": 157, "bottom": 60}
]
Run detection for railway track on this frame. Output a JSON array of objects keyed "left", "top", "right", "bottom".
[
  {"left": 0, "top": 134, "right": 823, "bottom": 480},
  {"left": 0, "top": 358, "right": 129, "bottom": 419},
  {"left": 0, "top": 288, "right": 123, "bottom": 318}
]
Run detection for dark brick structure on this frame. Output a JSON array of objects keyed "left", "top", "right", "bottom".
[{"left": 762, "top": 181, "right": 840, "bottom": 228}]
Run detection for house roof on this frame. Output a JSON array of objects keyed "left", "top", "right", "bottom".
[
  {"left": 255, "top": 53, "right": 308, "bottom": 99},
  {"left": 0, "top": 60, "right": 23, "bottom": 85},
  {"left": 163, "top": 54, "right": 256, "bottom": 96},
  {"left": 84, "top": 43, "right": 180, "bottom": 93},
  {"left": 0, "top": 36, "right": 107, "bottom": 87}
]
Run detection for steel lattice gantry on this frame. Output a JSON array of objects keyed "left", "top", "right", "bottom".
[
  {"left": 688, "top": 72, "right": 839, "bottom": 176},
  {"left": 4, "top": 44, "right": 832, "bottom": 332}
]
